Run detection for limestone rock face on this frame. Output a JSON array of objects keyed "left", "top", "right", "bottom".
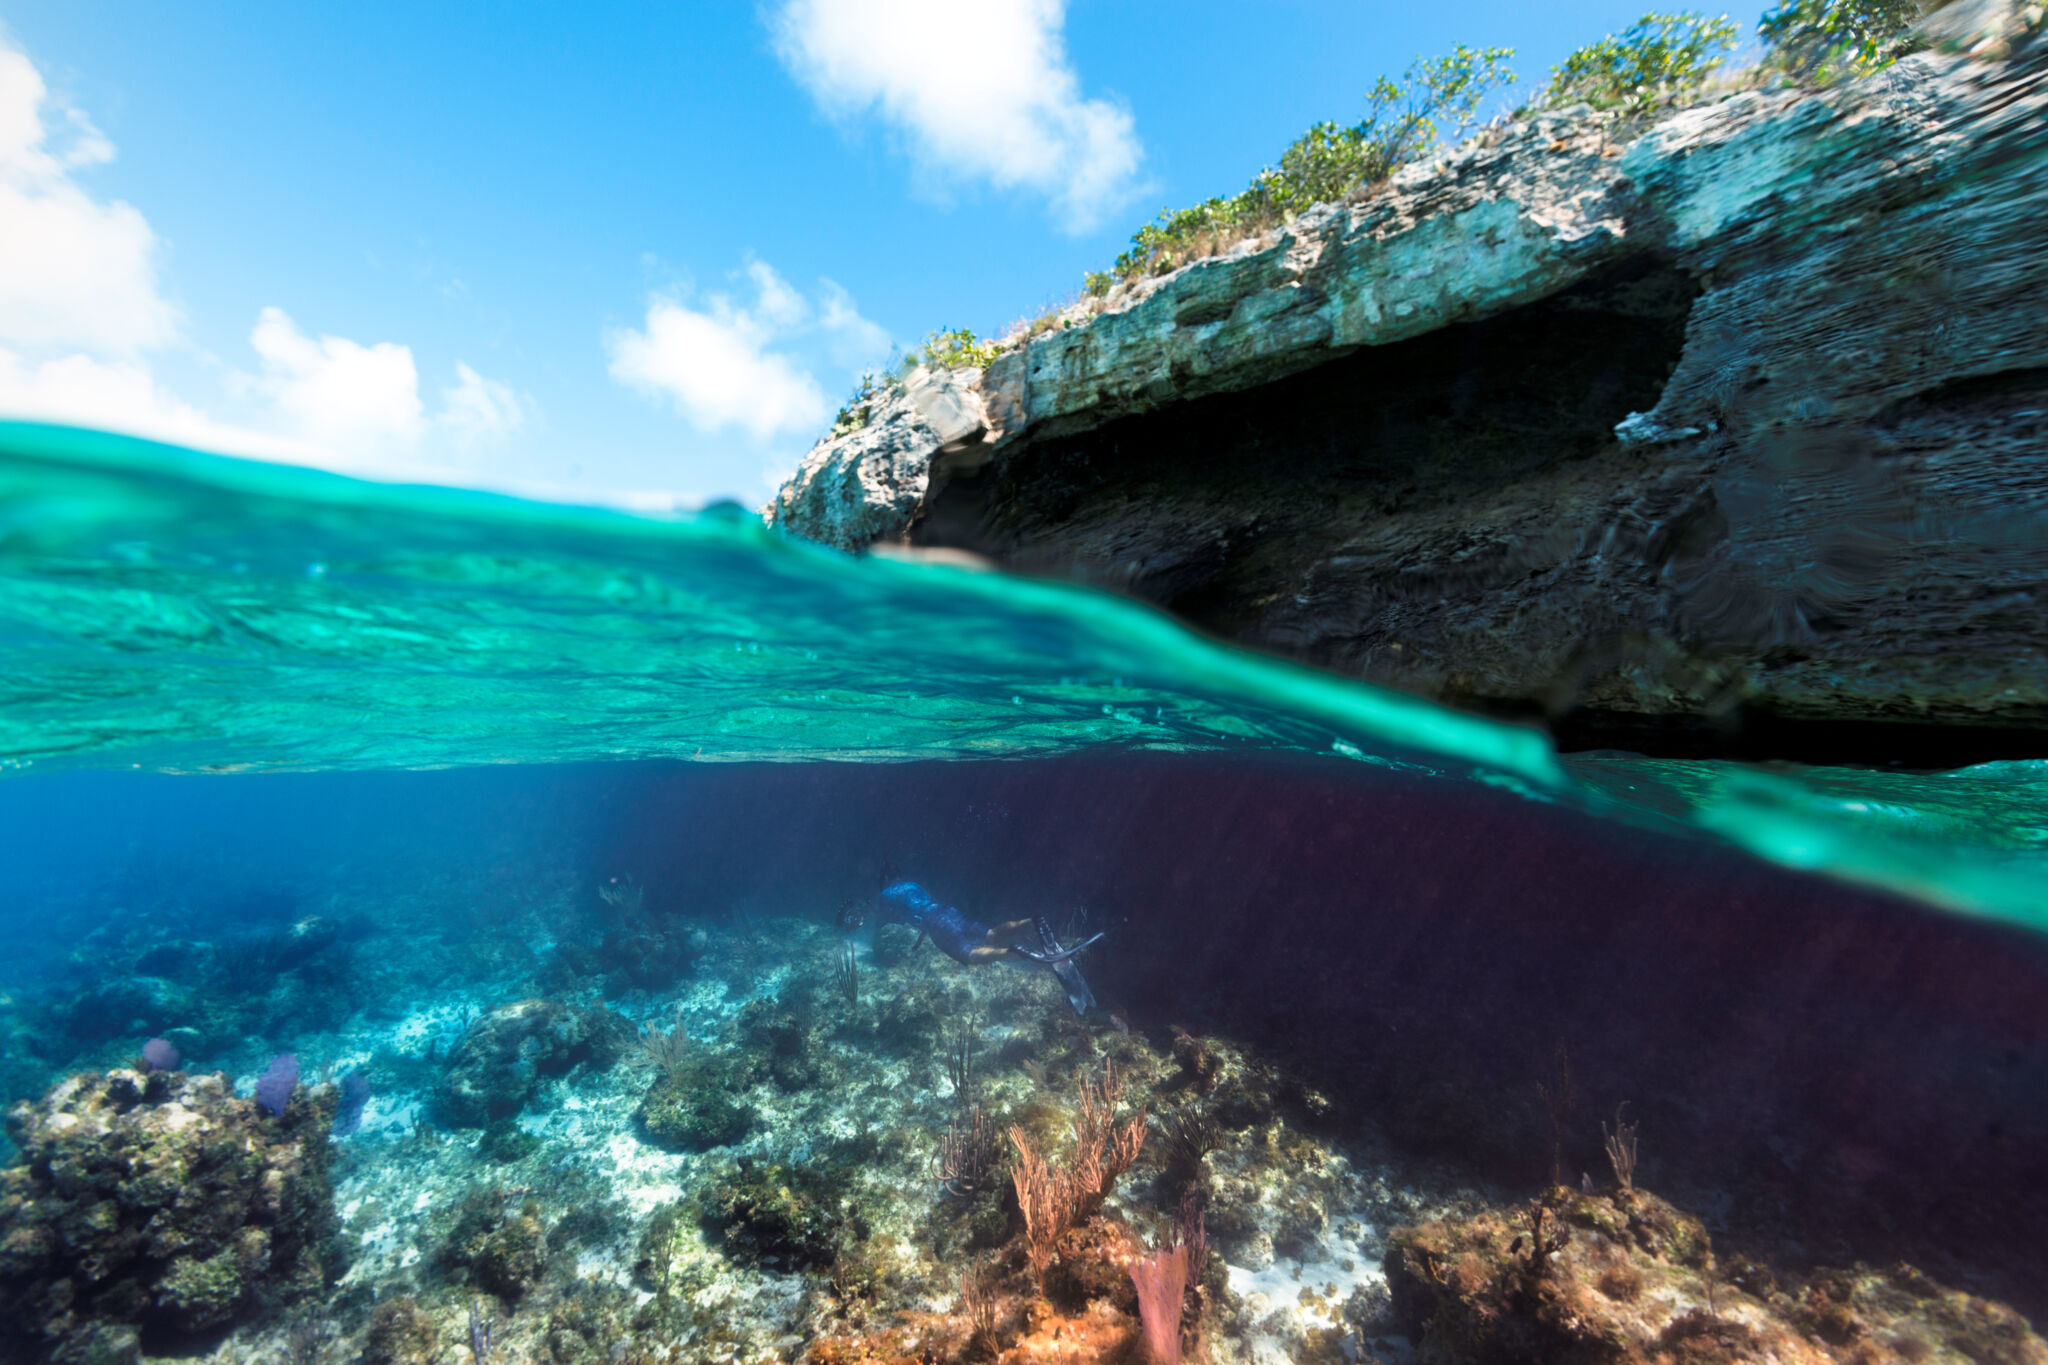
[
  {"left": 0, "top": 1068, "right": 339, "bottom": 1363},
  {"left": 767, "top": 24, "right": 2048, "bottom": 756},
  {"left": 768, "top": 368, "right": 985, "bottom": 552}
]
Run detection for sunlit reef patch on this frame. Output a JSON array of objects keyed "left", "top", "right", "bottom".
[{"left": 1, "top": 852, "right": 2040, "bottom": 1365}]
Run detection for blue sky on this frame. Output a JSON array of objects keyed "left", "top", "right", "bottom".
[{"left": 0, "top": 2, "right": 1768, "bottom": 506}]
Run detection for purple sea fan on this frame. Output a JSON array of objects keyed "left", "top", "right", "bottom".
[
  {"left": 334, "top": 1071, "right": 371, "bottom": 1136},
  {"left": 255, "top": 1052, "right": 299, "bottom": 1117},
  {"left": 141, "top": 1037, "right": 181, "bottom": 1072},
  {"left": 1128, "top": 1242, "right": 1190, "bottom": 1365}
]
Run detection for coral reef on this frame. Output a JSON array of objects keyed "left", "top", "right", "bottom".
[
  {"left": 696, "top": 1158, "right": 853, "bottom": 1271},
  {"left": 432, "top": 997, "right": 630, "bottom": 1127},
  {"left": 637, "top": 1069, "right": 755, "bottom": 1151},
  {"left": 361, "top": 1295, "right": 440, "bottom": 1365},
  {"left": 0, "top": 1067, "right": 340, "bottom": 1363},
  {"left": 440, "top": 1187, "right": 551, "bottom": 1299},
  {"left": 1387, "top": 1185, "right": 2048, "bottom": 1365},
  {"left": 0, "top": 841, "right": 2038, "bottom": 1365}
]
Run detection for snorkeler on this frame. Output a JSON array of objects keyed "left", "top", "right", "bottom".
[{"left": 839, "top": 880, "right": 1103, "bottom": 1015}]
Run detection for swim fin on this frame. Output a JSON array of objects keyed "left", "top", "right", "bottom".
[{"left": 1030, "top": 916, "right": 1097, "bottom": 1015}]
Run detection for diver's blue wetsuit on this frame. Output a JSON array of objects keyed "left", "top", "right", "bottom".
[{"left": 864, "top": 880, "right": 1101, "bottom": 1015}]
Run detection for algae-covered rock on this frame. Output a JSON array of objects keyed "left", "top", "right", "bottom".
[
  {"left": 362, "top": 1295, "right": 440, "bottom": 1365},
  {"left": 1386, "top": 1186, "right": 2048, "bottom": 1365},
  {"left": 476, "top": 1117, "right": 541, "bottom": 1164},
  {"left": 157, "top": 1243, "right": 253, "bottom": 1330},
  {"left": 636, "top": 1072, "right": 754, "bottom": 1152},
  {"left": 1044, "top": 1216, "right": 1143, "bottom": 1314},
  {"left": 696, "top": 1159, "right": 849, "bottom": 1270},
  {"left": 0, "top": 1067, "right": 339, "bottom": 1362},
  {"left": 433, "top": 997, "right": 630, "bottom": 1127},
  {"left": 439, "top": 1187, "right": 550, "bottom": 1299},
  {"left": 43, "top": 1321, "right": 140, "bottom": 1365},
  {"left": 541, "top": 1282, "right": 639, "bottom": 1363},
  {"left": 470, "top": 1212, "right": 547, "bottom": 1299},
  {"left": 597, "top": 923, "right": 696, "bottom": 993},
  {"left": 57, "top": 976, "right": 196, "bottom": 1043},
  {"left": 735, "top": 997, "right": 822, "bottom": 1092}
]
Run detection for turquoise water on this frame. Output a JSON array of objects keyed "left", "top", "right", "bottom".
[
  {"left": 4, "top": 419, "right": 2048, "bottom": 1361},
  {"left": 3, "top": 418, "right": 2045, "bottom": 934}
]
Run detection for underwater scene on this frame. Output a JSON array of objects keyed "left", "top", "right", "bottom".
[
  {"left": 4, "top": 2, "right": 2048, "bottom": 1364},
  {"left": 2, "top": 422, "right": 2045, "bottom": 1365}
]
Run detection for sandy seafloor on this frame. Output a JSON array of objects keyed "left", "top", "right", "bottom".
[{"left": 0, "top": 857, "right": 1509, "bottom": 1365}]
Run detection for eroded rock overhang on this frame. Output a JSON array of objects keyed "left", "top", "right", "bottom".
[{"left": 770, "top": 16, "right": 2048, "bottom": 760}]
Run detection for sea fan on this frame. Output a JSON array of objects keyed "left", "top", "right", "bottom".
[
  {"left": 256, "top": 1053, "right": 299, "bottom": 1117},
  {"left": 1128, "top": 1243, "right": 1190, "bottom": 1365},
  {"left": 630, "top": 1009, "right": 691, "bottom": 1081}
]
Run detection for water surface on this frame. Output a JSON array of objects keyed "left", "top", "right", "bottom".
[{"left": 4, "top": 420, "right": 2044, "bottom": 933}]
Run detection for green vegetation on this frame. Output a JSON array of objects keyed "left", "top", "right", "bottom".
[
  {"left": 1086, "top": 44, "right": 1516, "bottom": 295},
  {"left": 822, "top": 1, "right": 1960, "bottom": 402},
  {"left": 828, "top": 371, "right": 895, "bottom": 438},
  {"left": 912, "top": 326, "right": 1002, "bottom": 371},
  {"left": 825, "top": 329, "right": 999, "bottom": 440},
  {"left": 1760, "top": 0, "right": 1927, "bottom": 77},
  {"left": 1545, "top": 12, "right": 1740, "bottom": 115}
]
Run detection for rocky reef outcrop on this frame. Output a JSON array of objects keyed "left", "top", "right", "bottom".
[
  {"left": 1386, "top": 1184, "right": 2048, "bottom": 1365},
  {"left": 0, "top": 1068, "right": 340, "bottom": 1365},
  {"left": 770, "top": 9, "right": 2048, "bottom": 760},
  {"left": 432, "top": 997, "right": 629, "bottom": 1128}
]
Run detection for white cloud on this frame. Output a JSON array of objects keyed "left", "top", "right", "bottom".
[
  {"left": 238, "top": 309, "right": 535, "bottom": 465},
  {"left": 0, "top": 34, "right": 547, "bottom": 489},
  {"left": 0, "top": 346, "right": 312, "bottom": 461},
  {"left": 608, "top": 301, "right": 826, "bottom": 442},
  {"left": 0, "top": 43, "right": 178, "bottom": 353},
  {"left": 244, "top": 306, "right": 425, "bottom": 451},
  {"left": 441, "top": 361, "right": 532, "bottom": 446},
  {"left": 746, "top": 257, "right": 809, "bottom": 331},
  {"left": 769, "top": 0, "right": 1143, "bottom": 232},
  {"left": 606, "top": 259, "right": 888, "bottom": 442}
]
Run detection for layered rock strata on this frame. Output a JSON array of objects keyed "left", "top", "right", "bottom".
[{"left": 770, "top": 14, "right": 2048, "bottom": 758}]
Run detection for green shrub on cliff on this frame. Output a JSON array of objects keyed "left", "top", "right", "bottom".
[
  {"left": 1544, "top": 12, "right": 1740, "bottom": 114},
  {"left": 913, "top": 326, "right": 1001, "bottom": 371},
  {"left": 829, "top": 371, "right": 894, "bottom": 437},
  {"left": 1085, "top": 44, "right": 1516, "bottom": 294},
  {"left": 823, "top": 329, "right": 1003, "bottom": 433},
  {"left": 1760, "top": 0, "right": 1928, "bottom": 77}
]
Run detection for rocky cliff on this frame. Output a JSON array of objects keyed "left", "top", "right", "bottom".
[{"left": 770, "top": 5, "right": 2048, "bottom": 761}]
